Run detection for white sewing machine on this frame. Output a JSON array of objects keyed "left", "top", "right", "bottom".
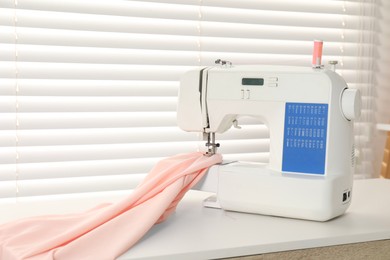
[{"left": 177, "top": 63, "right": 361, "bottom": 221}]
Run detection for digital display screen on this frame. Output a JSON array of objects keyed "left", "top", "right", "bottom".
[{"left": 242, "top": 78, "right": 264, "bottom": 86}]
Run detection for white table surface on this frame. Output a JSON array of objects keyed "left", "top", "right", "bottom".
[
  {"left": 377, "top": 123, "right": 390, "bottom": 131},
  {"left": 1, "top": 179, "right": 390, "bottom": 260}
]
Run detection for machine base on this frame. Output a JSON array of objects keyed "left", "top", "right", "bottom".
[
  {"left": 203, "top": 195, "right": 221, "bottom": 209},
  {"left": 197, "top": 162, "right": 353, "bottom": 222}
]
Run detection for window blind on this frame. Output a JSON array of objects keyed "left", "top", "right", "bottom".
[
  {"left": 0, "top": 0, "right": 376, "bottom": 198},
  {"left": 373, "top": 0, "right": 390, "bottom": 176}
]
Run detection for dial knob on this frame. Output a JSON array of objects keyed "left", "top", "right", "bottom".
[{"left": 341, "top": 88, "right": 361, "bottom": 120}]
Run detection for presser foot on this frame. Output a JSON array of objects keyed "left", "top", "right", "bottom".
[
  {"left": 204, "top": 132, "right": 220, "bottom": 156},
  {"left": 203, "top": 195, "right": 222, "bottom": 209}
]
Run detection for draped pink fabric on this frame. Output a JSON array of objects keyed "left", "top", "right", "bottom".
[{"left": 0, "top": 152, "right": 222, "bottom": 260}]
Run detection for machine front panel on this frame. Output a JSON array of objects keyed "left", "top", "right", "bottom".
[{"left": 282, "top": 102, "right": 328, "bottom": 175}]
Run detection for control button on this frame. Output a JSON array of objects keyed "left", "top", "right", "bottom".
[
  {"left": 246, "top": 89, "right": 250, "bottom": 99},
  {"left": 269, "top": 83, "right": 278, "bottom": 87},
  {"left": 269, "top": 77, "right": 278, "bottom": 82}
]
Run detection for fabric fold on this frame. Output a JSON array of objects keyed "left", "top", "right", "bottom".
[{"left": 0, "top": 152, "right": 222, "bottom": 260}]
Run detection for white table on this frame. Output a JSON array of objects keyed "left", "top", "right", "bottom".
[
  {"left": 1, "top": 179, "right": 390, "bottom": 259},
  {"left": 377, "top": 124, "right": 390, "bottom": 131},
  {"left": 119, "top": 178, "right": 390, "bottom": 259}
]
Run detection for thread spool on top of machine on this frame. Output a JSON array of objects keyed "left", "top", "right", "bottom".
[{"left": 312, "top": 40, "right": 323, "bottom": 68}]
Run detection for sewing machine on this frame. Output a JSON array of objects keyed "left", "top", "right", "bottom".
[{"left": 177, "top": 63, "right": 361, "bottom": 221}]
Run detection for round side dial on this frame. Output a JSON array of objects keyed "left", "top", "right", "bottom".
[{"left": 341, "top": 88, "right": 361, "bottom": 120}]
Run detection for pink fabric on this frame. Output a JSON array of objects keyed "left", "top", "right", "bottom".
[{"left": 0, "top": 152, "right": 222, "bottom": 260}]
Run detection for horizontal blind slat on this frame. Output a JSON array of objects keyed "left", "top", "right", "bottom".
[
  {"left": 142, "top": 0, "right": 362, "bottom": 15},
  {"left": 0, "top": 79, "right": 179, "bottom": 96},
  {"left": 0, "top": 8, "right": 200, "bottom": 35},
  {"left": 0, "top": 181, "right": 15, "bottom": 198},
  {"left": 0, "top": 96, "right": 177, "bottom": 113},
  {"left": 11, "top": 174, "right": 146, "bottom": 197},
  {"left": 0, "top": 44, "right": 199, "bottom": 65},
  {"left": 0, "top": 139, "right": 269, "bottom": 164},
  {"left": 201, "top": 6, "right": 361, "bottom": 29},
  {"left": 0, "top": 112, "right": 178, "bottom": 130},
  {"left": 201, "top": 22, "right": 366, "bottom": 43},
  {"left": 3, "top": 0, "right": 363, "bottom": 16},
  {"left": 3, "top": 0, "right": 199, "bottom": 20},
  {"left": 0, "top": 26, "right": 199, "bottom": 50},
  {"left": 0, "top": 159, "right": 161, "bottom": 180},
  {"left": 0, "top": 143, "right": 201, "bottom": 164},
  {"left": 0, "top": 62, "right": 193, "bottom": 80},
  {"left": 0, "top": 125, "right": 268, "bottom": 147},
  {"left": 0, "top": 43, "right": 375, "bottom": 64}
]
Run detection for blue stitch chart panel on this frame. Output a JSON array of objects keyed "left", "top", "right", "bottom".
[{"left": 282, "top": 102, "right": 328, "bottom": 175}]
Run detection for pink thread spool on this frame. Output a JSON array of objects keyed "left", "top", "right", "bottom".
[{"left": 312, "top": 40, "right": 323, "bottom": 68}]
